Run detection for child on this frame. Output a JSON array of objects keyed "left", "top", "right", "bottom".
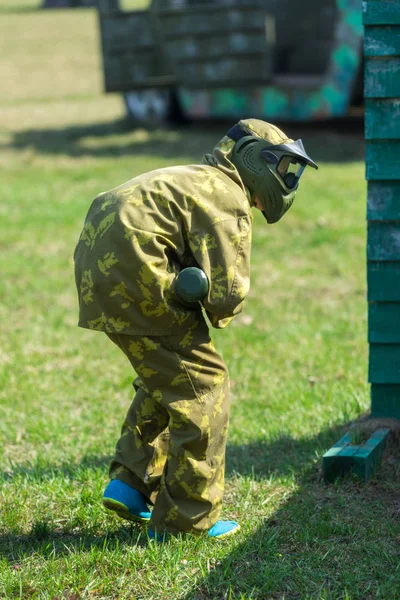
[{"left": 74, "top": 118, "right": 317, "bottom": 540}]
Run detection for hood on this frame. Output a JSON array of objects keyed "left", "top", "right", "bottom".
[
  {"left": 202, "top": 133, "right": 248, "bottom": 196},
  {"left": 202, "top": 118, "right": 295, "bottom": 205},
  {"left": 238, "top": 118, "right": 294, "bottom": 146}
]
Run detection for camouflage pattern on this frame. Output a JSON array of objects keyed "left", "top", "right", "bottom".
[
  {"left": 74, "top": 131, "right": 253, "bottom": 335},
  {"left": 74, "top": 121, "right": 278, "bottom": 532},
  {"left": 106, "top": 318, "right": 229, "bottom": 534}
]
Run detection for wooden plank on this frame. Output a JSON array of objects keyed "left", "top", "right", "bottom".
[
  {"left": 371, "top": 384, "right": 400, "bottom": 418},
  {"left": 101, "top": 12, "right": 153, "bottom": 49},
  {"left": 353, "top": 428, "right": 391, "bottom": 480},
  {"left": 365, "top": 26, "right": 400, "bottom": 56},
  {"left": 339, "top": 445, "right": 361, "bottom": 457},
  {"left": 365, "top": 57, "right": 400, "bottom": 98},
  {"left": 369, "top": 344, "right": 400, "bottom": 383},
  {"left": 369, "top": 302, "right": 400, "bottom": 342},
  {"left": 166, "top": 35, "right": 269, "bottom": 60},
  {"left": 161, "top": 8, "right": 268, "bottom": 36},
  {"left": 368, "top": 221, "right": 400, "bottom": 260},
  {"left": 367, "top": 182, "right": 400, "bottom": 219},
  {"left": 363, "top": 1, "right": 400, "bottom": 25},
  {"left": 323, "top": 432, "right": 353, "bottom": 455},
  {"left": 366, "top": 141, "right": 400, "bottom": 180},
  {"left": 322, "top": 432, "right": 353, "bottom": 483},
  {"left": 366, "top": 99, "right": 400, "bottom": 138},
  {"left": 368, "top": 261, "right": 400, "bottom": 300},
  {"left": 98, "top": 8, "right": 176, "bottom": 92},
  {"left": 323, "top": 429, "right": 391, "bottom": 482}
]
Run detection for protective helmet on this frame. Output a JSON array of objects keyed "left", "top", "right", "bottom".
[{"left": 228, "top": 119, "right": 318, "bottom": 223}]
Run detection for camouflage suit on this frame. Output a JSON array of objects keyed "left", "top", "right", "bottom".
[{"left": 73, "top": 121, "right": 267, "bottom": 534}]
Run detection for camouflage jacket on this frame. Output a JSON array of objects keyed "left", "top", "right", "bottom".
[{"left": 73, "top": 135, "right": 253, "bottom": 335}]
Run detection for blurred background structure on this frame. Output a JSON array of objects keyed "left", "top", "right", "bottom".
[
  {"left": 42, "top": 0, "right": 96, "bottom": 7},
  {"left": 97, "top": 0, "right": 364, "bottom": 124}
]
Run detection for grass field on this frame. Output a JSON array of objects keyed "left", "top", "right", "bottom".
[{"left": 1, "top": 3, "right": 400, "bottom": 600}]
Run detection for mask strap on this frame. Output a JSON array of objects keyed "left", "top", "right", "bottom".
[{"left": 226, "top": 124, "right": 250, "bottom": 142}]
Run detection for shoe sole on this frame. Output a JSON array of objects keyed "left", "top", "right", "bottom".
[
  {"left": 210, "top": 524, "right": 240, "bottom": 541},
  {"left": 102, "top": 498, "right": 151, "bottom": 523}
]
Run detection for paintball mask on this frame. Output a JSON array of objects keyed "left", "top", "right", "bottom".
[{"left": 228, "top": 123, "right": 318, "bottom": 223}]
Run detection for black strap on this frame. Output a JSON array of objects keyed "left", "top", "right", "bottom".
[{"left": 226, "top": 124, "right": 250, "bottom": 142}]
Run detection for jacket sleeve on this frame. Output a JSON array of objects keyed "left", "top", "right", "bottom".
[{"left": 186, "top": 215, "right": 252, "bottom": 329}]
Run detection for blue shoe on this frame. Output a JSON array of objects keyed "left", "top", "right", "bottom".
[
  {"left": 147, "top": 521, "right": 240, "bottom": 542},
  {"left": 147, "top": 528, "right": 169, "bottom": 543},
  {"left": 208, "top": 520, "right": 240, "bottom": 540},
  {"left": 102, "top": 480, "right": 152, "bottom": 522}
]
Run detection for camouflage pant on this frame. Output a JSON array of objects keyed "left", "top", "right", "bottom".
[{"left": 106, "top": 318, "right": 230, "bottom": 535}]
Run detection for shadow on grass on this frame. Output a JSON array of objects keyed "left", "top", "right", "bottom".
[
  {"left": 225, "top": 426, "right": 343, "bottom": 480},
  {"left": 0, "top": 425, "right": 339, "bottom": 564},
  {"left": 0, "top": 423, "right": 365, "bottom": 547},
  {"left": 0, "top": 453, "right": 148, "bottom": 562},
  {"left": 183, "top": 422, "right": 400, "bottom": 600},
  {"left": 0, "top": 522, "right": 149, "bottom": 564},
  {"left": 6, "top": 117, "right": 365, "bottom": 164},
  {"left": 2, "top": 418, "right": 397, "bottom": 598}
]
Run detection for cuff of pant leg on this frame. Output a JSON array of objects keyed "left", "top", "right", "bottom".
[{"left": 149, "top": 521, "right": 169, "bottom": 536}]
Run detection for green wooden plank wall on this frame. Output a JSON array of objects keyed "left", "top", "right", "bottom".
[
  {"left": 363, "top": 2, "right": 400, "bottom": 25},
  {"left": 367, "top": 182, "right": 400, "bottom": 219},
  {"left": 364, "top": 0, "right": 400, "bottom": 419},
  {"left": 365, "top": 99, "right": 400, "bottom": 139},
  {"left": 368, "top": 262, "right": 400, "bottom": 301}
]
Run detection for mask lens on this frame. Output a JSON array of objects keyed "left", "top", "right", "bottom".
[
  {"left": 277, "top": 156, "right": 292, "bottom": 178},
  {"left": 284, "top": 173, "right": 298, "bottom": 188},
  {"left": 277, "top": 157, "right": 306, "bottom": 188}
]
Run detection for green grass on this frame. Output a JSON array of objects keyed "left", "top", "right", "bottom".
[
  {"left": 0, "top": 0, "right": 40, "bottom": 12},
  {"left": 1, "top": 6, "right": 400, "bottom": 600},
  {"left": 0, "top": 0, "right": 149, "bottom": 13}
]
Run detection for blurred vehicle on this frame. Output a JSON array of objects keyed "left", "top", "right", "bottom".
[{"left": 97, "top": 0, "right": 364, "bottom": 123}]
